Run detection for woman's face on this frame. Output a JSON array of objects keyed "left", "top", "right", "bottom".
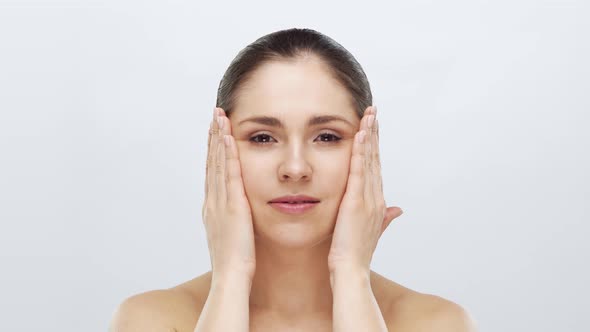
[{"left": 228, "top": 57, "right": 361, "bottom": 248}]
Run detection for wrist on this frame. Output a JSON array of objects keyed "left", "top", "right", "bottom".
[
  {"left": 211, "top": 270, "right": 253, "bottom": 292},
  {"left": 329, "top": 265, "right": 370, "bottom": 289}
]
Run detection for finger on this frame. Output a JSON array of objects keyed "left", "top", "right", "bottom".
[
  {"left": 219, "top": 113, "right": 246, "bottom": 204},
  {"left": 205, "top": 108, "right": 217, "bottom": 193},
  {"left": 215, "top": 114, "right": 228, "bottom": 204},
  {"left": 368, "top": 109, "right": 384, "bottom": 222},
  {"left": 364, "top": 112, "right": 375, "bottom": 203},
  {"left": 372, "top": 116, "right": 383, "bottom": 200},
  {"left": 222, "top": 108, "right": 232, "bottom": 136},
  {"left": 206, "top": 108, "right": 221, "bottom": 205},
  {"left": 346, "top": 110, "right": 367, "bottom": 197},
  {"left": 206, "top": 108, "right": 215, "bottom": 153},
  {"left": 207, "top": 108, "right": 226, "bottom": 149},
  {"left": 224, "top": 134, "right": 247, "bottom": 207},
  {"left": 346, "top": 127, "right": 367, "bottom": 199}
]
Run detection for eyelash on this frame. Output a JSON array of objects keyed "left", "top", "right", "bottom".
[{"left": 249, "top": 132, "right": 342, "bottom": 145}]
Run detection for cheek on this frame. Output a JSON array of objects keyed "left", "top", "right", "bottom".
[
  {"left": 324, "top": 153, "right": 351, "bottom": 195},
  {"left": 235, "top": 149, "right": 273, "bottom": 199}
]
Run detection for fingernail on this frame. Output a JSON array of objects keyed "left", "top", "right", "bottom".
[{"left": 217, "top": 116, "right": 224, "bottom": 129}]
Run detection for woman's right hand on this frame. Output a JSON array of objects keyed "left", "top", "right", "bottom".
[{"left": 202, "top": 107, "right": 256, "bottom": 283}]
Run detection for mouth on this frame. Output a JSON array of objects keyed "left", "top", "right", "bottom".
[
  {"left": 268, "top": 201, "right": 320, "bottom": 215},
  {"left": 268, "top": 194, "right": 321, "bottom": 215}
]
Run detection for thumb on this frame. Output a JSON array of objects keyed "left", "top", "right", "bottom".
[{"left": 380, "top": 206, "right": 403, "bottom": 236}]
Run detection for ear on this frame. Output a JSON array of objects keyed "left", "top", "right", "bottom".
[{"left": 380, "top": 206, "right": 403, "bottom": 237}]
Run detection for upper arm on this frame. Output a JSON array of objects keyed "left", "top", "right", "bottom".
[{"left": 109, "top": 290, "right": 199, "bottom": 332}]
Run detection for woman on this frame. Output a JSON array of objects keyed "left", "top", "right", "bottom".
[{"left": 110, "top": 28, "right": 477, "bottom": 331}]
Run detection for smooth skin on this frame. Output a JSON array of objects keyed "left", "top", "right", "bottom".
[{"left": 110, "top": 56, "right": 477, "bottom": 332}]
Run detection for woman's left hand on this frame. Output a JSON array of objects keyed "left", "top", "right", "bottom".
[{"left": 327, "top": 105, "right": 404, "bottom": 275}]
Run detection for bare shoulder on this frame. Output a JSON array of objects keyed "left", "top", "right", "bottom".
[
  {"left": 387, "top": 288, "right": 477, "bottom": 331},
  {"left": 109, "top": 272, "right": 212, "bottom": 332},
  {"left": 369, "top": 271, "right": 477, "bottom": 332}
]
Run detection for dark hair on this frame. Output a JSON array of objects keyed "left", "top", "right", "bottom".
[{"left": 215, "top": 28, "right": 372, "bottom": 119}]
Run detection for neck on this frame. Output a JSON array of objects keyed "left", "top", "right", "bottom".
[{"left": 248, "top": 235, "right": 334, "bottom": 319}]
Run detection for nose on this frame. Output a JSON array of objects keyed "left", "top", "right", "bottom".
[{"left": 278, "top": 142, "right": 312, "bottom": 182}]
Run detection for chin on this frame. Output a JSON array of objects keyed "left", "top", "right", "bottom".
[{"left": 252, "top": 214, "right": 335, "bottom": 250}]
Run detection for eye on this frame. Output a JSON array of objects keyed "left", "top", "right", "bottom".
[
  {"left": 315, "top": 132, "right": 342, "bottom": 143},
  {"left": 248, "top": 132, "right": 342, "bottom": 146},
  {"left": 249, "top": 133, "right": 276, "bottom": 145}
]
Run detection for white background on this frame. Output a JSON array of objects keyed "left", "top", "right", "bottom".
[{"left": 1, "top": 0, "right": 588, "bottom": 331}]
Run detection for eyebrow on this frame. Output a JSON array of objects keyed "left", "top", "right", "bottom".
[{"left": 237, "top": 115, "right": 355, "bottom": 128}]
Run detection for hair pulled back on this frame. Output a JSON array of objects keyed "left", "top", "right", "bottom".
[{"left": 215, "top": 28, "right": 372, "bottom": 118}]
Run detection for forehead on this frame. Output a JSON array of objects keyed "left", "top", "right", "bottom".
[{"left": 231, "top": 58, "right": 357, "bottom": 123}]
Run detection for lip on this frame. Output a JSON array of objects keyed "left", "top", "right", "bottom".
[
  {"left": 268, "top": 194, "right": 321, "bottom": 215},
  {"left": 268, "top": 195, "right": 320, "bottom": 204},
  {"left": 268, "top": 202, "right": 320, "bottom": 215}
]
